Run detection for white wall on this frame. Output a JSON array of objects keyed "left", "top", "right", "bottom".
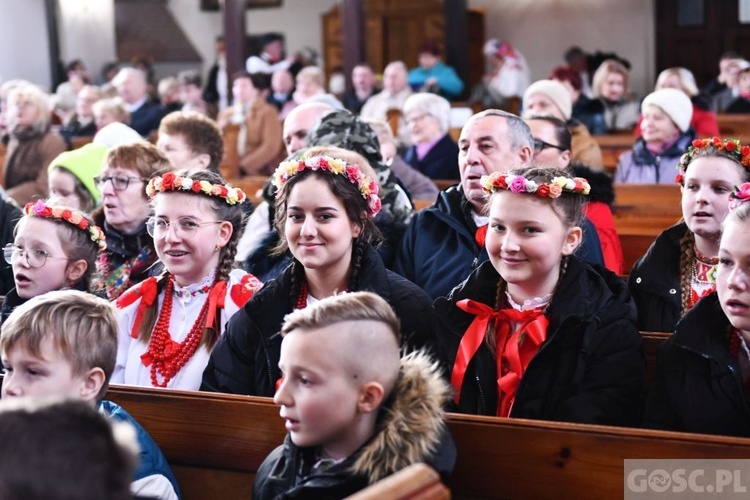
[
  {"left": 0, "top": 0, "right": 52, "bottom": 89},
  {"left": 469, "top": 0, "right": 656, "bottom": 96},
  {"left": 57, "top": 0, "right": 117, "bottom": 81}
]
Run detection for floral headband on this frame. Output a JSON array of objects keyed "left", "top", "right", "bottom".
[
  {"left": 729, "top": 182, "right": 750, "bottom": 211},
  {"left": 675, "top": 137, "right": 750, "bottom": 184},
  {"left": 146, "top": 172, "right": 247, "bottom": 205},
  {"left": 272, "top": 155, "right": 382, "bottom": 217},
  {"left": 480, "top": 172, "right": 591, "bottom": 198},
  {"left": 24, "top": 201, "right": 106, "bottom": 251}
]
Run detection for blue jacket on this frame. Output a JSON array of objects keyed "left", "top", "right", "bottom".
[
  {"left": 408, "top": 62, "right": 464, "bottom": 98},
  {"left": 393, "top": 186, "right": 604, "bottom": 301},
  {"left": 100, "top": 400, "right": 181, "bottom": 499},
  {"left": 402, "top": 133, "right": 460, "bottom": 180}
]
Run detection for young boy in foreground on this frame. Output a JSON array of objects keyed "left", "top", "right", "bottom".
[
  {"left": 253, "top": 291, "right": 455, "bottom": 499},
  {"left": 0, "top": 289, "right": 181, "bottom": 500}
]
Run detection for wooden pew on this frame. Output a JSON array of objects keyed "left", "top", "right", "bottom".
[
  {"left": 106, "top": 385, "right": 750, "bottom": 500},
  {"left": 348, "top": 463, "right": 450, "bottom": 500},
  {"left": 69, "top": 135, "right": 94, "bottom": 150},
  {"left": 0, "top": 143, "right": 6, "bottom": 187},
  {"left": 219, "top": 123, "right": 240, "bottom": 180},
  {"left": 716, "top": 114, "right": 750, "bottom": 141},
  {"left": 641, "top": 331, "right": 670, "bottom": 385},
  {"left": 613, "top": 183, "right": 682, "bottom": 271},
  {"left": 594, "top": 134, "right": 633, "bottom": 176},
  {"left": 228, "top": 175, "right": 269, "bottom": 206}
]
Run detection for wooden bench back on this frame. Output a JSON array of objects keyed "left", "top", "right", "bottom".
[
  {"left": 594, "top": 133, "right": 633, "bottom": 175},
  {"left": 717, "top": 114, "right": 750, "bottom": 141},
  {"left": 106, "top": 383, "right": 750, "bottom": 500},
  {"left": 641, "top": 330, "right": 670, "bottom": 384}
]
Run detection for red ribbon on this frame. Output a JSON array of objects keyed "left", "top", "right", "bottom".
[
  {"left": 451, "top": 298, "right": 548, "bottom": 417},
  {"left": 475, "top": 224, "right": 488, "bottom": 248},
  {"left": 204, "top": 280, "right": 227, "bottom": 330},
  {"left": 125, "top": 277, "right": 158, "bottom": 339}
]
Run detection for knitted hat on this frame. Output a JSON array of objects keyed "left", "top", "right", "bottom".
[
  {"left": 641, "top": 88, "right": 693, "bottom": 132},
  {"left": 92, "top": 122, "right": 144, "bottom": 148},
  {"left": 523, "top": 79, "right": 572, "bottom": 120},
  {"left": 48, "top": 143, "right": 108, "bottom": 204}
]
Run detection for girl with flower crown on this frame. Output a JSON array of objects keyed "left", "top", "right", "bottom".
[
  {"left": 202, "top": 154, "right": 439, "bottom": 397},
  {"left": 628, "top": 137, "right": 750, "bottom": 333},
  {"left": 112, "top": 169, "right": 262, "bottom": 391},
  {"left": 434, "top": 166, "right": 644, "bottom": 425},
  {"left": 644, "top": 185, "right": 750, "bottom": 436},
  {"left": 0, "top": 199, "right": 106, "bottom": 324}
]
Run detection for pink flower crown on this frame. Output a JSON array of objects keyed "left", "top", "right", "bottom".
[
  {"left": 675, "top": 137, "right": 750, "bottom": 184},
  {"left": 24, "top": 201, "right": 106, "bottom": 251},
  {"left": 146, "top": 172, "right": 247, "bottom": 205},
  {"left": 480, "top": 172, "right": 591, "bottom": 198},
  {"left": 729, "top": 182, "right": 750, "bottom": 211},
  {"left": 272, "top": 155, "right": 382, "bottom": 217}
]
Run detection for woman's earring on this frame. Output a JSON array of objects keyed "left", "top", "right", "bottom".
[{"left": 215, "top": 244, "right": 221, "bottom": 252}]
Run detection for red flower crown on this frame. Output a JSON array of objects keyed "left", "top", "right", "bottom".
[
  {"left": 146, "top": 172, "right": 247, "bottom": 205},
  {"left": 24, "top": 200, "right": 106, "bottom": 251},
  {"left": 480, "top": 172, "right": 590, "bottom": 198},
  {"left": 675, "top": 137, "right": 750, "bottom": 184}
]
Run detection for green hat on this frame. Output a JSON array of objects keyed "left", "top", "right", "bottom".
[{"left": 48, "top": 143, "right": 108, "bottom": 204}]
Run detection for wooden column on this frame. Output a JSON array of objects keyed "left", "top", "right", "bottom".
[
  {"left": 223, "top": 0, "right": 246, "bottom": 102},
  {"left": 341, "top": 0, "right": 365, "bottom": 94},
  {"left": 443, "top": 0, "right": 470, "bottom": 101}
]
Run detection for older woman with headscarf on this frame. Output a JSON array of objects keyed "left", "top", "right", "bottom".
[
  {"left": 3, "top": 84, "right": 66, "bottom": 205},
  {"left": 402, "top": 93, "right": 459, "bottom": 180}
]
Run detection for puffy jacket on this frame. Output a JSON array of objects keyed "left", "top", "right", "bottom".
[{"left": 434, "top": 257, "right": 645, "bottom": 426}]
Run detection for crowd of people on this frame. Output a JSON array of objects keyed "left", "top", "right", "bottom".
[{"left": 1, "top": 34, "right": 750, "bottom": 498}]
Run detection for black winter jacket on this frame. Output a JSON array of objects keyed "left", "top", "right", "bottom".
[
  {"left": 201, "top": 246, "right": 440, "bottom": 396},
  {"left": 434, "top": 257, "right": 645, "bottom": 426},
  {"left": 628, "top": 222, "right": 686, "bottom": 333},
  {"left": 252, "top": 352, "right": 456, "bottom": 499},
  {"left": 643, "top": 293, "right": 750, "bottom": 437}
]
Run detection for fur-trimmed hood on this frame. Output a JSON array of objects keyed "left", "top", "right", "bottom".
[
  {"left": 569, "top": 163, "right": 615, "bottom": 207},
  {"left": 351, "top": 350, "right": 454, "bottom": 482},
  {"left": 251, "top": 350, "right": 456, "bottom": 499}
]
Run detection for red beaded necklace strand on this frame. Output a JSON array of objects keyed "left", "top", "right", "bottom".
[{"left": 146, "top": 277, "right": 213, "bottom": 387}]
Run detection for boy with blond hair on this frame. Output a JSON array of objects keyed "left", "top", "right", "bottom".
[
  {"left": 252, "top": 291, "right": 455, "bottom": 499},
  {"left": 0, "top": 290, "right": 181, "bottom": 500}
]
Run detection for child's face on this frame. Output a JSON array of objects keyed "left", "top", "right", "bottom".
[
  {"left": 11, "top": 218, "right": 74, "bottom": 299},
  {"left": 48, "top": 168, "right": 84, "bottom": 210},
  {"left": 641, "top": 105, "right": 679, "bottom": 145},
  {"left": 485, "top": 192, "right": 581, "bottom": 303},
  {"left": 681, "top": 157, "right": 743, "bottom": 245},
  {"left": 717, "top": 216, "right": 750, "bottom": 335},
  {"left": 284, "top": 176, "right": 362, "bottom": 280},
  {"left": 274, "top": 325, "right": 363, "bottom": 459},
  {"left": 2, "top": 337, "right": 90, "bottom": 400},
  {"left": 156, "top": 133, "right": 206, "bottom": 171},
  {"left": 152, "top": 193, "right": 231, "bottom": 287}
]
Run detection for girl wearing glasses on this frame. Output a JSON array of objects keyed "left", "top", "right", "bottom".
[
  {"left": 92, "top": 142, "right": 168, "bottom": 300},
  {"left": 0, "top": 200, "right": 105, "bottom": 325},
  {"left": 112, "top": 169, "right": 262, "bottom": 390}
]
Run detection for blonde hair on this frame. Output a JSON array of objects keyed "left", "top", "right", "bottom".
[
  {"left": 0, "top": 290, "right": 118, "bottom": 400},
  {"left": 92, "top": 98, "right": 131, "bottom": 125},
  {"left": 296, "top": 66, "right": 325, "bottom": 89},
  {"left": 655, "top": 67, "right": 699, "bottom": 96},
  {"left": 592, "top": 59, "right": 630, "bottom": 98},
  {"left": 7, "top": 84, "right": 51, "bottom": 134}
]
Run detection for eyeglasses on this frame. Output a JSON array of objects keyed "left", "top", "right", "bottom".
[
  {"left": 533, "top": 138, "right": 567, "bottom": 154},
  {"left": 146, "top": 217, "right": 224, "bottom": 240},
  {"left": 405, "top": 113, "right": 431, "bottom": 125},
  {"left": 94, "top": 175, "right": 148, "bottom": 191},
  {"left": 3, "top": 244, "right": 70, "bottom": 269}
]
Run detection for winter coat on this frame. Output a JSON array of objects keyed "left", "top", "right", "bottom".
[
  {"left": 599, "top": 97, "right": 641, "bottom": 133},
  {"left": 394, "top": 186, "right": 489, "bottom": 300},
  {"left": 394, "top": 186, "right": 604, "bottom": 301},
  {"left": 252, "top": 351, "right": 456, "bottom": 499},
  {"left": 570, "top": 164, "right": 623, "bottom": 275},
  {"left": 643, "top": 293, "right": 750, "bottom": 437},
  {"left": 0, "top": 201, "right": 22, "bottom": 296},
  {"left": 402, "top": 133, "right": 460, "bottom": 180},
  {"left": 434, "top": 257, "right": 645, "bottom": 426},
  {"left": 569, "top": 121, "right": 604, "bottom": 169},
  {"left": 4, "top": 128, "right": 66, "bottom": 205},
  {"left": 218, "top": 99, "right": 282, "bottom": 176},
  {"left": 627, "top": 222, "right": 686, "bottom": 333},
  {"left": 201, "top": 246, "right": 440, "bottom": 397},
  {"left": 407, "top": 61, "right": 464, "bottom": 99},
  {"left": 614, "top": 130, "right": 695, "bottom": 184},
  {"left": 129, "top": 99, "right": 166, "bottom": 138}
]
